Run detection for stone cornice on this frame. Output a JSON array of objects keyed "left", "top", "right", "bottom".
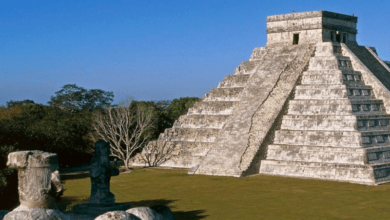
[
  {"left": 266, "top": 24, "right": 357, "bottom": 34},
  {"left": 266, "top": 10, "right": 358, "bottom": 23}
]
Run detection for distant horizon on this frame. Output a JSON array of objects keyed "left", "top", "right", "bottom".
[{"left": 1, "top": 0, "right": 389, "bottom": 106}]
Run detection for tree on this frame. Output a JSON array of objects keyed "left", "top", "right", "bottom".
[
  {"left": 166, "top": 97, "right": 201, "bottom": 121},
  {"left": 0, "top": 145, "right": 18, "bottom": 210},
  {"left": 139, "top": 141, "right": 177, "bottom": 167},
  {"left": 6, "top": 99, "right": 35, "bottom": 108},
  {"left": 0, "top": 103, "right": 94, "bottom": 167},
  {"left": 131, "top": 97, "right": 201, "bottom": 167},
  {"left": 91, "top": 102, "right": 156, "bottom": 169},
  {"left": 0, "top": 106, "right": 23, "bottom": 120},
  {"left": 48, "top": 84, "right": 114, "bottom": 112}
]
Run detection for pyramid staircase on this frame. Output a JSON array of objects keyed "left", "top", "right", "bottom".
[
  {"left": 130, "top": 47, "right": 268, "bottom": 168},
  {"left": 131, "top": 44, "right": 316, "bottom": 174},
  {"left": 259, "top": 42, "right": 390, "bottom": 185},
  {"left": 131, "top": 11, "right": 390, "bottom": 185}
]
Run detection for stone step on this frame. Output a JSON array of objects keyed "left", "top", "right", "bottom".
[
  {"left": 173, "top": 114, "right": 230, "bottom": 129},
  {"left": 266, "top": 144, "right": 366, "bottom": 164},
  {"left": 346, "top": 45, "right": 390, "bottom": 93},
  {"left": 356, "top": 115, "right": 390, "bottom": 132},
  {"left": 267, "top": 144, "right": 390, "bottom": 166},
  {"left": 294, "top": 85, "right": 374, "bottom": 100},
  {"left": 145, "top": 140, "right": 213, "bottom": 157},
  {"left": 301, "top": 70, "right": 364, "bottom": 85},
  {"left": 131, "top": 152, "right": 204, "bottom": 169},
  {"left": 301, "top": 70, "right": 344, "bottom": 85},
  {"left": 275, "top": 129, "right": 390, "bottom": 148},
  {"left": 365, "top": 146, "right": 390, "bottom": 165},
  {"left": 280, "top": 115, "right": 357, "bottom": 131},
  {"left": 350, "top": 100, "right": 385, "bottom": 115},
  {"left": 218, "top": 74, "right": 250, "bottom": 88},
  {"left": 260, "top": 160, "right": 390, "bottom": 185},
  {"left": 160, "top": 127, "right": 220, "bottom": 143},
  {"left": 280, "top": 114, "right": 390, "bottom": 132},
  {"left": 187, "top": 101, "right": 236, "bottom": 115},
  {"left": 287, "top": 99, "right": 384, "bottom": 115},
  {"left": 337, "top": 57, "right": 353, "bottom": 69},
  {"left": 274, "top": 130, "right": 361, "bottom": 147},
  {"left": 203, "top": 87, "right": 244, "bottom": 101},
  {"left": 308, "top": 56, "right": 354, "bottom": 71},
  {"left": 249, "top": 47, "right": 267, "bottom": 61},
  {"left": 360, "top": 131, "right": 390, "bottom": 148},
  {"left": 347, "top": 87, "right": 375, "bottom": 99},
  {"left": 308, "top": 56, "right": 344, "bottom": 70},
  {"left": 314, "top": 43, "right": 342, "bottom": 56},
  {"left": 259, "top": 55, "right": 295, "bottom": 72},
  {"left": 233, "top": 60, "right": 262, "bottom": 75},
  {"left": 342, "top": 72, "right": 364, "bottom": 85}
]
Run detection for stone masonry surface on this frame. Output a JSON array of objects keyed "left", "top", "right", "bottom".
[{"left": 131, "top": 10, "right": 390, "bottom": 185}]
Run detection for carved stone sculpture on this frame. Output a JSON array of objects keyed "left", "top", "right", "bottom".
[
  {"left": 72, "top": 141, "right": 130, "bottom": 217},
  {"left": 89, "top": 140, "right": 120, "bottom": 206},
  {"left": 3, "top": 150, "right": 68, "bottom": 220}
]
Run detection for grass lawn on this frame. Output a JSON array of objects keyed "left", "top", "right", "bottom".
[{"left": 59, "top": 168, "right": 390, "bottom": 220}]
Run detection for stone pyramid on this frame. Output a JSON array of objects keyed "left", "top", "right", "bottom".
[{"left": 132, "top": 10, "right": 390, "bottom": 185}]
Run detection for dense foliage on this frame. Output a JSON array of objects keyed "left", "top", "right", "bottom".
[
  {"left": 0, "top": 102, "right": 94, "bottom": 167},
  {"left": 0, "top": 145, "right": 18, "bottom": 210},
  {"left": 48, "top": 84, "right": 114, "bottom": 112},
  {"left": 129, "top": 97, "right": 201, "bottom": 140},
  {"left": 0, "top": 85, "right": 200, "bottom": 209},
  {"left": 154, "top": 97, "right": 201, "bottom": 137}
]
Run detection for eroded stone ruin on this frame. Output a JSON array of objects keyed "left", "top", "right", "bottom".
[
  {"left": 132, "top": 10, "right": 390, "bottom": 185},
  {"left": 4, "top": 151, "right": 69, "bottom": 220}
]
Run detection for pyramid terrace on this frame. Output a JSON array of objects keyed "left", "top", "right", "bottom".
[{"left": 132, "top": 10, "right": 390, "bottom": 185}]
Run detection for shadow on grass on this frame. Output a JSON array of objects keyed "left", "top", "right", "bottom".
[
  {"left": 60, "top": 172, "right": 90, "bottom": 180},
  {"left": 59, "top": 197, "right": 208, "bottom": 219},
  {"left": 57, "top": 196, "right": 88, "bottom": 211},
  {"left": 129, "top": 199, "right": 208, "bottom": 220},
  {"left": 60, "top": 165, "right": 129, "bottom": 180},
  {"left": 173, "top": 210, "right": 208, "bottom": 220}
]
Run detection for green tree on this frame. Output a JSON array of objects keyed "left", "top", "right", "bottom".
[
  {"left": 131, "top": 98, "right": 201, "bottom": 140},
  {"left": 0, "top": 103, "right": 93, "bottom": 167},
  {"left": 166, "top": 97, "right": 201, "bottom": 120},
  {"left": 0, "top": 145, "right": 18, "bottom": 210},
  {"left": 163, "top": 97, "right": 201, "bottom": 129},
  {"left": 48, "top": 84, "right": 114, "bottom": 112},
  {"left": 6, "top": 99, "right": 35, "bottom": 108}
]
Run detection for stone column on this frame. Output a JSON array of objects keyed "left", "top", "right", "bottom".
[{"left": 4, "top": 150, "right": 68, "bottom": 220}]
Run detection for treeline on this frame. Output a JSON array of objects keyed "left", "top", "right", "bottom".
[{"left": 0, "top": 84, "right": 200, "bottom": 209}]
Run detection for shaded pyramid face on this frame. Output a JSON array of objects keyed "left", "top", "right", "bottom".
[
  {"left": 260, "top": 43, "right": 390, "bottom": 185},
  {"left": 132, "top": 11, "right": 390, "bottom": 185}
]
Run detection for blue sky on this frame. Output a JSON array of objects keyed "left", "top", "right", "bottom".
[{"left": 1, "top": 0, "right": 389, "bottom": 106}]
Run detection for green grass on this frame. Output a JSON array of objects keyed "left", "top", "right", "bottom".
[{"left": 59, "top": 168, "right": 390, "bottom": 220}]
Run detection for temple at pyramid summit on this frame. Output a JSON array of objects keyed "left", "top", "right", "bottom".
[{"left": 131, "top": 10, "right": 390, "bottom": 185}]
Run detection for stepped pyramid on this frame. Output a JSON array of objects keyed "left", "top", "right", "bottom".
[{"left": 132, "top": 10, "right": 390, "bottom": 185}]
